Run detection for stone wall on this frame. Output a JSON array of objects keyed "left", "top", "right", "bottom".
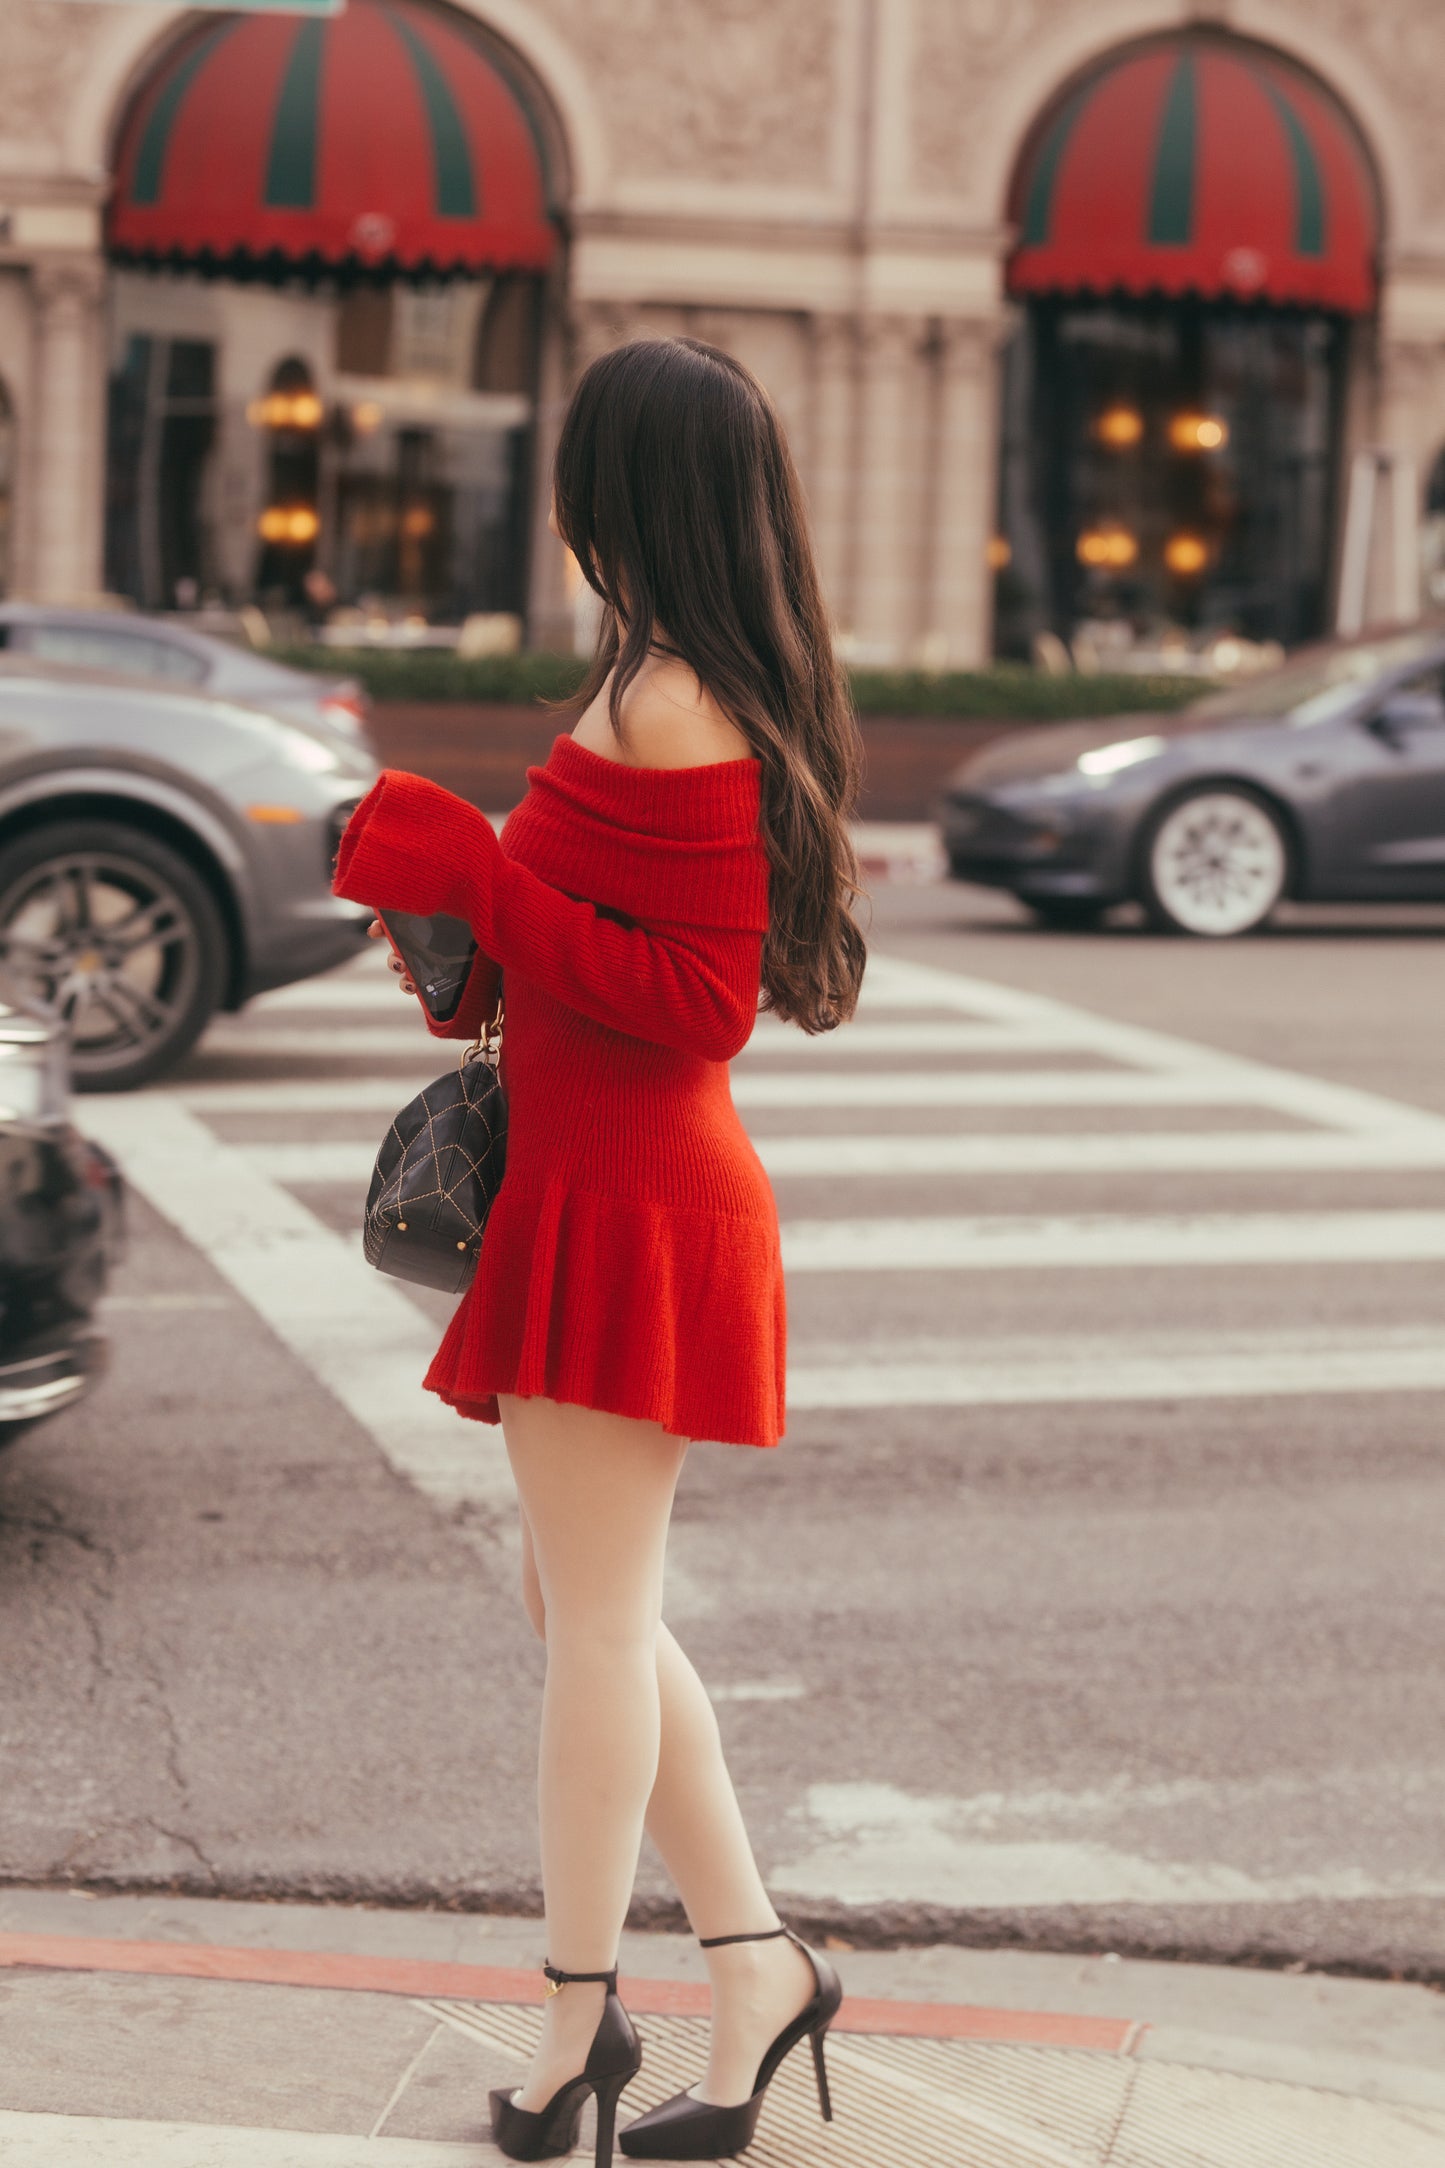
[{"left": 2, "top": 0, "right": 1444, "bottom": 651}]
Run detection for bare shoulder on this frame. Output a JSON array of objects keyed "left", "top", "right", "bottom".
[{"left": 581, "top": 660, "right": 752, "bottom": 769}]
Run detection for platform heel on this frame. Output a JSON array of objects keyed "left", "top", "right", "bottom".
[
  {"left": 618, "top": 1923, "right": 843, "bottom": 2160},
  {"left": 489, "top": 1961, "right": 642, "bottom": 2168}
]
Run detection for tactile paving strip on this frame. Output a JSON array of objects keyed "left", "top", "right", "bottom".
[{"left": 417, "top": 2000, "right": 1445, "bottom": 2168}]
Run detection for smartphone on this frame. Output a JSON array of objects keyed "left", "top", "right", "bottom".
[{"left": 377, "top": 908, "right": 479, "bottom": 1026}]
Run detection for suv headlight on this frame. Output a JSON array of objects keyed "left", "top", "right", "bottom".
[
  {"left": 1077, "top": 734, "right": 1166, "bottom": 778},
  {"left": 0, "top": 1018, "right": 67, "bottom": 1124}
]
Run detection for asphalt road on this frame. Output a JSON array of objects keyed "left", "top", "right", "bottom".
[{"left": 3, "top": 876, "right": 1444, "bottom": 1981}]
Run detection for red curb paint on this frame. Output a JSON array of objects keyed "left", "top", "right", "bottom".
[{"left": 0, "top": 1931, "right": 1140, "bottom": 2055}]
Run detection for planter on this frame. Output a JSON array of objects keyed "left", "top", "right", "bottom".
[{"left": 366, "top": 702, "right": 1082, "bottom": 823}]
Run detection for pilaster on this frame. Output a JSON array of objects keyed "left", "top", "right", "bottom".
[{"left": 29, "top": 253, "right": 105, "bottom": 602}]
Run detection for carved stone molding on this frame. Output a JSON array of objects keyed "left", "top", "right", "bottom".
[
  {"left": 857, "top": 313, "right": 928, "bottom": 369},
  {"left": 30, "top": 254, "right": 107, "bottom": 317},
  {"left": 810, "top": 311, "right": 857, "bottom": 367},
  {"left": 570, "top": 299, "right": 639, "bottom": 371},
  {"left": 543, "top": 0, "right": 838, "bottom": 189},
  {"left": 0, "top": 1, "right": 108, "bottom": 151},
  {"left": 905, "top": 0, "right": 1445, "bottom": 231}
]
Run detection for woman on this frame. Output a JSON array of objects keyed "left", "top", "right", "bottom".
[{"left": 332, "top": 336, "right": 867, "bottom": 2168}]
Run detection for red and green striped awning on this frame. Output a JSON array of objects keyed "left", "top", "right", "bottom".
[
  {"left": 107, "top": 0, "right": 557, "bottom": 279},
  {"left": 1007, "top": 34, "right": 1378, "bottom": 314}
]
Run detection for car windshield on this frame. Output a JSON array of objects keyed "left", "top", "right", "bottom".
[{"left": 1184, "top": 627, "right": 1445, "bottom": 727}]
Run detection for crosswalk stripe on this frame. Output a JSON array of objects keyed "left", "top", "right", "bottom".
[
  {"left": 202, "top": 1018, "right": 1082, "bottom": 1062},
  {"left": 781, "top": 1208, "right": 1445, "bottom": 1271},
  {"left": 77, "top": 1097, "right": 515, "bottom": 1519},
  {"left": 858, "top": 952, "right": 1445, "bottom": 1138},
  {"left": 169, "top": 1068, "right": 1279, "bottom": 1116},
  {"left": 787, "top": 1325, "right": 1445, "bottom": 1406},
  {"left": 237, "top": 1125, "right": 1445, "bottom": 1191}
]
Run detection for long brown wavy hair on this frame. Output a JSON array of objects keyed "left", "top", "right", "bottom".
[{"left": 551, "top": 336, "right": 867, "bottom": 1033}]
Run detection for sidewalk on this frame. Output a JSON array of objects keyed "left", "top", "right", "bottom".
[{"left": 1, "top": 1890, "right": 1443, "bottom": 2165}]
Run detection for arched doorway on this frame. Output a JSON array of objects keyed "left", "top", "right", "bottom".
[
  {"left": 103, "top": 0, "right": 564, "bottom": 635},
  {"left": 994, "top": 30, "right": 1381, "bottom": 667}
]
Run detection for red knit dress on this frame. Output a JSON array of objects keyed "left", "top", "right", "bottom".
[{"left": 332, "top": 733, "right": 786, "bottom": 1447}]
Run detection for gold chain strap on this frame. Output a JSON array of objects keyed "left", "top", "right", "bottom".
[{"left": 461, "top": 991, "right": 505, "bottom": 1072}]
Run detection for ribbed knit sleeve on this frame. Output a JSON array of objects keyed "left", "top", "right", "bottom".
[{"left": 334, "top": 764, "right": 766, "bottom": 1062}]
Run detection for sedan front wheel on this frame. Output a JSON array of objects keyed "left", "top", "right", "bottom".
[
  {"left": 0, "top": 820, "right": 228, "bottom": 1089},
  {"left": 1141, "top": 788, "right": 1289, "bottom": 937}
]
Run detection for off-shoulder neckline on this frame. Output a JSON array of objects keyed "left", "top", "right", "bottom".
[{"left": 558, "top": 730, "right": 760, "bottom": 778}]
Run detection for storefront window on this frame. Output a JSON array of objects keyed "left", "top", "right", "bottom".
[
  {"left": 996, "top": 300, "right": 1345, "bottom": 664},
  {"left": 105, "top": 335, "right": 218, "bottom": 609},
  {"left": 103, "top": 0, "right": 560, "bottom": 638}
]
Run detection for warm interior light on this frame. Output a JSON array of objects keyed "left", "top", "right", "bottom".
[
  {"left": 248, "top": 390, "right": 324, "bottom": 431},
  {"left": 400, "top": 505, "right": 436, "bottom": 539},
  {"left": 1095, "top": 405, "right": 1144, "bottom": 448},
  {"left": 986, "top": 535, "right": 1012, "bottom": 570},
  {"left": 1076, "top": 526, "right": 1139, "bottom": 569},
  {"left": 1169, "top": 412, "right": 1229, "bottom": 453},
  {"left": 257, "top": 504, "right": 320, "bottom": 545},
  {"left": 351, "top": 400, "right": 384, "bottom": 435},
  {"left": 1164, "top": 531, "right": 1210, "bottom": 576}
]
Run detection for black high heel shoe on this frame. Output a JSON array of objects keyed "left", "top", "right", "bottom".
[
  {"left": 618, "top": 1924, "right": 842, "bottom": 2161},
  {"left": 490, "top": 1960, "right": 642, "bottom": 2168}
]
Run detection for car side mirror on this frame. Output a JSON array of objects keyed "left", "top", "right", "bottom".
[{"left": 1367, "top": 690, "right": 1445, "bottom": 742}]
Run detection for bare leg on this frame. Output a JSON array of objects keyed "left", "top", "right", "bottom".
[
  {"left": 518, "top": 1500, "right": 818, "bottom": 2106},
  {"left": 500, "top": 1394, "right": 687, "bottom": 2112}
]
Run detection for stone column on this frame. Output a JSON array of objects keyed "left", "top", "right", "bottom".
[
  {"left": 925, "top": 315, "right": 1006, "bottom": 668},
  {"left": 525, "top": 278, "right": 576, "bottom": 651},
  {"left": 851, "top": 313, "right": 924, "bottom": 664},
  {"left": 806, "top": 312, "right": 858, "bottom": 637},
  {"left": 30, "top": 255, "right": 106, "bottom": 603}
]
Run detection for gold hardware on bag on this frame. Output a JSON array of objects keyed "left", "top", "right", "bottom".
[{"left": 460, "top": 991, "right": 505, "bottom": 1073}]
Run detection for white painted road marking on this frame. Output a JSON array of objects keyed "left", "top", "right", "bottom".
[
  {"left": 202, "top": 1016, "right": 1090, "bottom": 1062},
  {"left": 859, "top": 953, "right": 1445, "bottom": 1137},
  {"left": 782, "top": 1207, "right": 1445, "bottom": 1271},
  {"left": 174, "top": 1067, "right": 1287, "bottom": 1115},
  {"left": 92, "top": 944, "right": 1445, "bottom": 1484},
  {"left": 78, "top": 1096, "right": 514, "bottom": 1520},
  {"left": 242, "top": 1125, "right": 1445, "bottom": 1188},
  {"left": 787, "top": 1324, "right": 1445, "bottom": 1406}
]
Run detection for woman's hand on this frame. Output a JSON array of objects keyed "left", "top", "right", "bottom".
[{"left": 367, "top": 916, "right": 417, "bottom": 996}]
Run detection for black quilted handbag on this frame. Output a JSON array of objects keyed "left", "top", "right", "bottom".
[{"left": 363, "top": 997, "right": 506, "bottom": 1293}]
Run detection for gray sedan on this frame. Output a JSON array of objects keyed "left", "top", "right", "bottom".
[
  {"left": 0, "top": 654, "right": 376, "bottom": 1088},
  {"left": 937, "top": 625, "right": 1445, "bottom": 935},
  {"left": 0, "top": 603, "right": 373, "bottom": 756}
]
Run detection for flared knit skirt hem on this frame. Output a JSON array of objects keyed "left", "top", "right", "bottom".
[{"left": 420, "top": 1178, "right": 787, "bottom": 1449}]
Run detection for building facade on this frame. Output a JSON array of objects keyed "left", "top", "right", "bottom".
[{"left": 3, "top": 0, "right": 1445, "bottom": 664}]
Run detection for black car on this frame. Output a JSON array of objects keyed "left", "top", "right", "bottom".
[
  {"left": 0, "top": 999, "right": 123, "bottom": 1444},
  {"left": 937, "top": 624, "right": 1445, "bottom": 934}
]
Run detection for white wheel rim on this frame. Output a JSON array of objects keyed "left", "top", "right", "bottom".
[{"left": 1150, "top": 794, "right": 1286, "bottom": 936}]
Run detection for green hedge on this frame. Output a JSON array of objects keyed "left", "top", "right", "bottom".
[{"left": 273, "top": 645, "right": 1209, "bottom": 720}]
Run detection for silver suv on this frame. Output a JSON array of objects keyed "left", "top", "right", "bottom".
[{"left": 0, "top": 653, "right": 377, "bottom": 1088}]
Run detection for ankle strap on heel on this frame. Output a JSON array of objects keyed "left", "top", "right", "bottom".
[
  {"left": 698, "top": 1925, "right": 791, "bottom": 1949},
  {"left": 542, "top": 1959, "right": 619, "bottom": 1997}
]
